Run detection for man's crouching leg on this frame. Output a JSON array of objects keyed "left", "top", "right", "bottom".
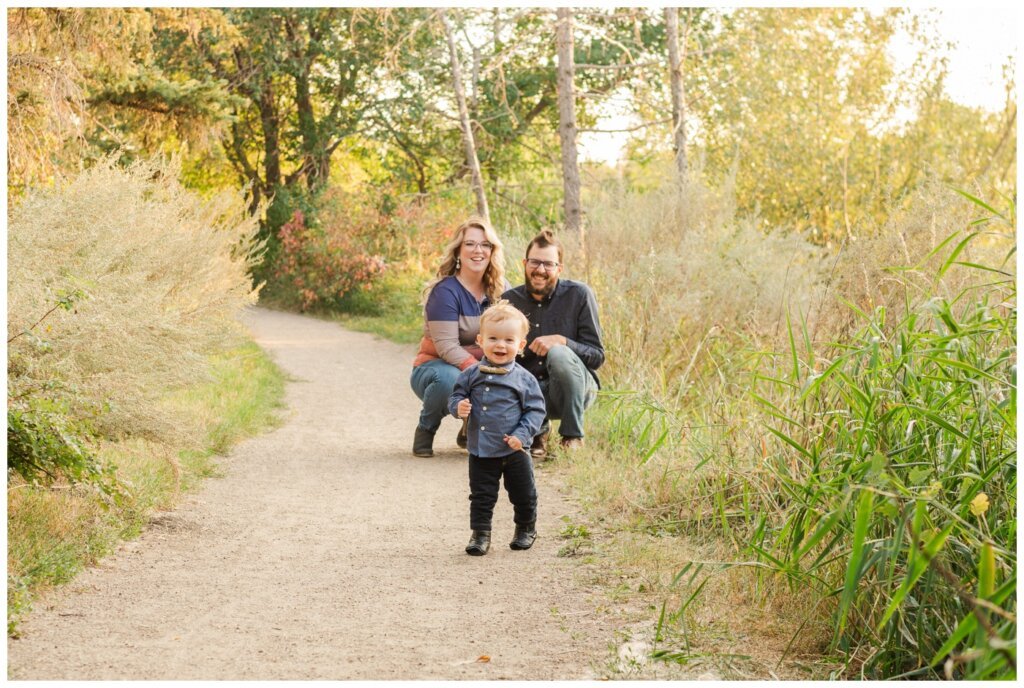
[{"left": 544, "top": 345, "right": 597, "bottom": 442}]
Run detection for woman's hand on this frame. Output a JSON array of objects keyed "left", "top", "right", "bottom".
[{"left": 457, "top": 399, "right": 472, "bottom": 419}]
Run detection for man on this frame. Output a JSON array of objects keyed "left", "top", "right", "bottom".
[{"left": 503, "top": 229, "right": 604, "bottom": 457}]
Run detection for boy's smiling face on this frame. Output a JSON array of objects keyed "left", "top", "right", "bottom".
[{"left": 477, "top": 319, "right": 527, "bottom": 365}]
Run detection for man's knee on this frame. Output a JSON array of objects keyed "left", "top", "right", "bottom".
[{"left": 546, "top": 345, "right": 579, "bottom": 376}]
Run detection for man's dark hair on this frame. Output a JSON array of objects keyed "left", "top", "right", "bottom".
[{"left": 525, "top": 229, "right": 563, "bottom": 264}]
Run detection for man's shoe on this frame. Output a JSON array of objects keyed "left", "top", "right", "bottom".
[
  {"left": 456, "top": 419, "right": 468, "bottom": 449},
  {"left": 412, "top": 426, "right": 435, "bottom": 457},
  {"left": 530, "top": 429, "right": 550, "bottom": 458},
  {"left": 510, "top": 522, "right": 537, "bottom": 550},
  {"left": 465, "top": 530, "right": 491, "bottom": 556},
  {"left": 560, "top": 436, "right": 584, "bottom": 450}
]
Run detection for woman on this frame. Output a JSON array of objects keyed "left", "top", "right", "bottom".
[{"left": 410, "top": 217, "right": 508, "bottom": 457}]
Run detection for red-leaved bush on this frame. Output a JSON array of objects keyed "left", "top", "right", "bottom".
[{"left": 275, "top": 209, "right": 386, "bottom": 310}]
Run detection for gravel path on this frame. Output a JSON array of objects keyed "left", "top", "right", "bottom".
[{"left": 7, "top": 307, "right": 620, "bottom": 680}]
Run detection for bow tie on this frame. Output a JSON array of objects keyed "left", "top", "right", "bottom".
[{"left": 479, "top": 363, "right": 511, "bottom": 375}]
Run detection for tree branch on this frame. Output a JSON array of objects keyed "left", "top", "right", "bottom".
[{"left": 579, "top": 117, "right": 671, "bottom": 133}]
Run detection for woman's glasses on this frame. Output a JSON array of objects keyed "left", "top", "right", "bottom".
[{"left": 462, "top": 240, "right": 494, "bottom": 252}]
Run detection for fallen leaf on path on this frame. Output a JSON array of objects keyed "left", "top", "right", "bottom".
[{"left": 476, "top": 655, "right": 490, "bottom": 663}]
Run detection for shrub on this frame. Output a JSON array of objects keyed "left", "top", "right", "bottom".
[
  {"left": 7, "top": 156, "right": 261, "bottom": 483},
  {"left": 265, "top": 183, "right": 472, "bottom": 313},
  {"left": 273, "top": 208, "right": 387, "bottom": 311}
]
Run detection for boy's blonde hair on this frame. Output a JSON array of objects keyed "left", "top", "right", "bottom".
[{"left": 480, "top": 300, "right": 530, "bottom": 338}]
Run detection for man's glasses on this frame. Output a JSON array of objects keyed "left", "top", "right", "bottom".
[
  {"left": 462, "top": 240, "right": 494, "bottom": 252},
  {"left": 526, "top": 258, "right": 560, "bottom": 271}
]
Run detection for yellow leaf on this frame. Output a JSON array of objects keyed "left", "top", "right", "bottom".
[
  {"left": 969, "top": 492, "right": 990, "bottom": 517},
  {"left": 476, "top": 655, "right": 490, "bottom": 663}
]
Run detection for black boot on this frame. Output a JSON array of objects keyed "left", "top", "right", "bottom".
[
  {"left": 412, "top": 426, "right": 435, "bottom": 457},
  {"left": 510, "top": 522, "right": 537, "bottom": 550},
  {"left": 465, "top": 530, "right": 491, "bottom": 556}
]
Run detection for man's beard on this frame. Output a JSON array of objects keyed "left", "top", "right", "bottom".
[{"left": 526, "top": 272, "right": 557, "bottom": 298}]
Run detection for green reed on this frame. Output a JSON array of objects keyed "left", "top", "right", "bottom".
[
  {"left": 588, "top": 192, "right": 1015, "bottom": 678},
  {"left": 749, "top": 272, "right": 1016, "bottom": 678}
]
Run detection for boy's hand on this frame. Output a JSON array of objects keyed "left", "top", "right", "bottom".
[
  {"left": 457, "top": 399, "right": 472, "bottom": 418},
  {"left": 504, "top": 434, "right": 523, "bottom": 451}
]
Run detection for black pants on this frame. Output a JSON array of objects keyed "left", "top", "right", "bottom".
[{"left": 468, "top": 450, "right": 537, "bottom": 531}]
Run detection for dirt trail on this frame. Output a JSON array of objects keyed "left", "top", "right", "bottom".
[{"left": 6, "top": 307, "right": 637, "bottom": 680}]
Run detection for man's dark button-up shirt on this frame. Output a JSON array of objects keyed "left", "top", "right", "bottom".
[
  {"left": 503, "top": 279, "right": 605, "bottom": 387},
  {"left": 448, "top": 360, "right": 546, "bottom": 458}
]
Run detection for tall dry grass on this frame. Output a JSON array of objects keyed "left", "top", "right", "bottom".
[
  {"left": 8, "top": 156, "right": 262, "bottom": 447},
  {"left": 7, "top": 159, "right": 279, "bottom": 634},
  {"left": 583, "top": 168, "right": 822, "bottom": 395},
  {"left": 569, "top": 169, "right": 1016, "bottom": 678}
]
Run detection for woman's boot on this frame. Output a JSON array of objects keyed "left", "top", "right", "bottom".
[{"left": 412, "top": 426, "right": 435, "bottom": 457}]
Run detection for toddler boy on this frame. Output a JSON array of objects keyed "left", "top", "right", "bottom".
[{"left": 448, "top": 301, "right": 546, "bottom": 555}]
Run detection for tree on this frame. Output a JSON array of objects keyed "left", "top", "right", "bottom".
[
  {"left": 7, "top": 8, "right": 234, "bottom": 191},
  {"left": 695, "top": 8, "right": 909, "bottom": 236},
  {"left": 153, "top": 8, "right": 416, "bottom": 218},
  {"left": 440, "top": 9, "right": 490, "bottom": 221},
  {"left": 664, "top": 7, "right": 688, "bottom": 179},
  {"left": 556, "top": 8, "right": 582, "bottom": 235}
]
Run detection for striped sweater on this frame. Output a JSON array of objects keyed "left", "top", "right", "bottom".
[{"left": 412, "top": 276, "right": 490, "bottom": 370}]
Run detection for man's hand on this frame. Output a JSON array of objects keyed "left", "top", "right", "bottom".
[
  {"left": 528, "top": 334, "right": 567, "bottom": 356},
  {"left": 457, "top": 399, "right": 472, "bottom": 418},
  {"left": 504, "top": 434, "right": 523, "bottom": 451}
]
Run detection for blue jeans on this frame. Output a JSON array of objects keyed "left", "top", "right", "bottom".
[
  {"left": 539, "top": 345, "right": 598, "bottom": 439},
  {"left": 410, "top": 359, "right": 461, "bottom": 433}
]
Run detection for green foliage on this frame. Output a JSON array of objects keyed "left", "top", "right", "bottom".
[
  {"left": 12, "top": 7, "right": 1014, "bottom": 246},
  {"left": 749, "top": 274, "right": 1016, "bottom": 677},
  {"left": 6, "top": 289, "right": 103, "bottom": 490},
  {"left": 558, "top": 518, "right": 594, "bottom": 558},
  {"left": 7, "top": 398, "right": 100, "bottom": 486}
]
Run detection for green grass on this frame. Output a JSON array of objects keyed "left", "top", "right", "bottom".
[
  {"left": 262, "top": 267, "right": 425, "bottom": 344},
  {"left": 332, "top": 302, "right": 422, "bottom": 345},
  {"left": 7, "top": 341, "right": 287, "bottom": 635},
  {"left": 171, "top": 341, "right": 289, "bottom": 462},
  {"left": 745, "top": 280, "right": 1016, "bottom": 678},
  {"left": 328, "top": 271, "right": 424, "bottom": 343}
]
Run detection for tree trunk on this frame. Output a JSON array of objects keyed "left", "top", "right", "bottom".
[
  {"left": 441, "top": 9, "right": 489, "bottom": 222},
  {"left": 294, "top": 66, "right": 326, "bottom": 190},
  {"left": 556, "top": 7, "right": 582, "bottom": 235},
  {"left": 258, "top": 80, "right": 281, "bottom": 190},
  {"left": 665, "top": 7, "right": 688, "bottom": 180}
]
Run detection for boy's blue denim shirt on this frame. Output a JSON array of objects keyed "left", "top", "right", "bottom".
[{"left": 448, "top": 358, "right": 546, "bottom": 458}]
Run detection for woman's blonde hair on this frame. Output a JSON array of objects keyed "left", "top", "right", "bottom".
[{"left": 422, "top": 216, "right": 506, "bottom": 304}]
